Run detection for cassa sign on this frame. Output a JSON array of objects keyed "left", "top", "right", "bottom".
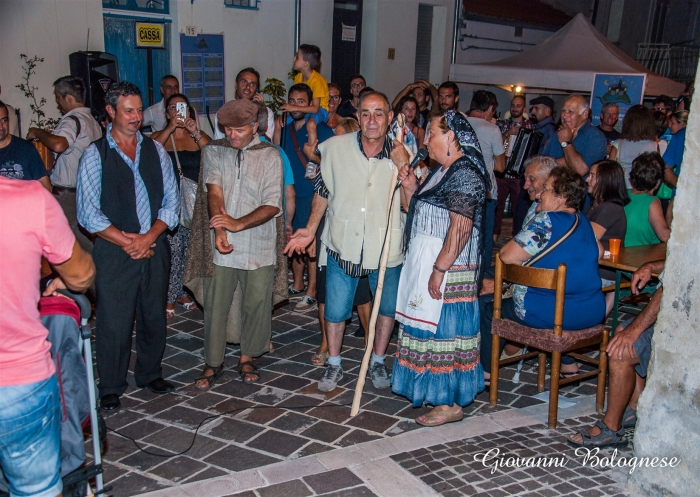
[{"left": 135, "top": 23, "right": 164, "bottom": 48}]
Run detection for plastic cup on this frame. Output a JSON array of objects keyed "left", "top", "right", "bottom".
[{"left": 609, "top": 238, "right": 621, "bottom": 257}]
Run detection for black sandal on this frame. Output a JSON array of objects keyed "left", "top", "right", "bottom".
[
  {"left": 622, "top": 405, "right": 637, "bottom": 428},
  {"left": 194, "top": 364, "right": 224, "bottom": 391},
  {"left": 238, "top": 361, "right": 260, "bottom": 384},
  {"left": 567, "top": 419, "right": 628, "bottom": 448}
]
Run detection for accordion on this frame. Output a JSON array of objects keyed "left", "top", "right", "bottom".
[{"left": 504, "top": 128, "right": 543, "bottom": 178}]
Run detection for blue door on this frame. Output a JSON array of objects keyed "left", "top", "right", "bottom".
[{"left": 103, "top": 16, "right": 171, "bottom": 107}]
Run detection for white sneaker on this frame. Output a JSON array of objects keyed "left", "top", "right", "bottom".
[
  {"left": 318, "top": 364, "right": 343, "bottom": 392},
  {"left": 295, "top": 295, "right": 318, "bottom": 312}
]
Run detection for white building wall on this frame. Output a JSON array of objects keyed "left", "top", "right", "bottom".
[
  {"left": 0, "top": 0, "right": 105, "bottom": 131},
  {"left": 169, "top": 0, "right": 334, "bottom": 100},
  {"left": 361, "top": 0, "right": 456, "bottom": 102}
]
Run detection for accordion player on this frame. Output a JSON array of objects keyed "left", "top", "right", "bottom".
[{"left": 504, "top": 128, "right": 543, "bottom": 178}]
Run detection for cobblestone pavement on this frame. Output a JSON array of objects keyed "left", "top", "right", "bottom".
[
  {"left": 192, "top": 414, "right": 635, "bottom": 497},
  {"left": 82, "top": 219, "right": 642, "bottom": 496},
  {"left": 89, "top": 300, "right": 628, "bottom": 496}
]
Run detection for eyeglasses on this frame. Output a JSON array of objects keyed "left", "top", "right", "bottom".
[{"left": 351, "top": 82, "right": 365, "bottom": 89}]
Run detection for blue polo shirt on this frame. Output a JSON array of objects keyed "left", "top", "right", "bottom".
[
  {"left": 568, "top": 121, "right": 607, "bottom": 171},
  {"left": 535, "top": 117, "right": 562, "bottom": 158}
]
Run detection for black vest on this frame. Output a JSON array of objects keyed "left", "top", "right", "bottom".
[{"left": 96, "top": 135, "right": 164, "bottom": 233}]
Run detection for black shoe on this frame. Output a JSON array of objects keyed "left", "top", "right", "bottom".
[
  {"left": 100, "top": 394, "right": 120, "bottom": 412},
  {"left": 138, "top": 377, "right": 175, "bottom": 394}
]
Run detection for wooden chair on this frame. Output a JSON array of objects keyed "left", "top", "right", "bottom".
[{"left": 489, "top": 253, "right": 608, "bottom": 428}]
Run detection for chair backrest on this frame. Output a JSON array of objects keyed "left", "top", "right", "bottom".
[{"left": 493, "top": 253, "right": 567, "bottom": 336}]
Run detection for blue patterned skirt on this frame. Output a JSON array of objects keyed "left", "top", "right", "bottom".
[{"left": 391, "top": 299, "right": 484, "bottom": 407}]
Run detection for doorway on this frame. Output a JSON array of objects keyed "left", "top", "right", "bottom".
[
  {"left": 331, "top": 0, "right": 363, "bottom": 98},
  {"left": 103, "top": 16, "right": 171, "bottom": 107}
]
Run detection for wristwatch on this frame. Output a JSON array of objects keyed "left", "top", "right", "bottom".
[{"left": 560, "top": 141, "right": 569, "bottom": 148}]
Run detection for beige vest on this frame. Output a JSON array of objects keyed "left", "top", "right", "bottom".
[{"left": 318, "top": 133, "right": 407, "bottom": 270}]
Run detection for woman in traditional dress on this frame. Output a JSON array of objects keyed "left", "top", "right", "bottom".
[{"left": 391, "top": 110, "right": 488, "bottom": 426}]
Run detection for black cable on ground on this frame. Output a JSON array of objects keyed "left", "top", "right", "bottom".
[{"left": 106, "top": 400, "right": 354, "bottom": 458}]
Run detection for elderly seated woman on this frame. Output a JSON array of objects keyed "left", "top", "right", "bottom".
[{"left": 480, "top": 167, "right": 606, "bottom": 382}]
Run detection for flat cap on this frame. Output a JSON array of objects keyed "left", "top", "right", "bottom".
[
  {"left": 217, "top": 99, "right": 259, "bottom": 127},
  {"left": 529, "top": 96, "right": 555, "bottom": 110}
]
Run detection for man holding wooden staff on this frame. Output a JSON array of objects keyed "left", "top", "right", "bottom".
[{"left": 285, "top": 91, "right": 412, "bottom": 393}]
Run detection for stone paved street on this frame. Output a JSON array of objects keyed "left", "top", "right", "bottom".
[
  {"left": 80, "top": 221, "right": 643, "bottom": 496},
  {"left": 85, "top": 298, "right": 635, "bottom": 496}
]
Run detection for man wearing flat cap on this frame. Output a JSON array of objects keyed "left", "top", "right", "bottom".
[
  {"left": 529, "top": 96, "right": 561, "bottom": 158},
  {"left": 189, "top": 98, "right": 283, "bottom": 388}
]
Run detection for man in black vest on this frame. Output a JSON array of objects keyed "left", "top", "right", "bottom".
[{"left": 76, "top": 82, "right": 180, "bottom": 412}]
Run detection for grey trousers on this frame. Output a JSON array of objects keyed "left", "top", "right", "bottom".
[
  {"left": 203, "top": 264, "right": 275, "bottom": 366},
  {"left": 54, "top": 189, "right": 93, "bottom": 255}
]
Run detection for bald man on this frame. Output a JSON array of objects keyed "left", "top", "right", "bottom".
[{"left": 555, "top": 95, "right": 606, "bottom": 176}]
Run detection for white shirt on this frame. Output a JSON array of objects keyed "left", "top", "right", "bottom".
[
  {"left": 50, "top": 107, "right": 102, "bottom": 188},
  {"left": 142, "top": 100, "right": 167, "bottom": 132},
  {"left": 466, "top": 117, "right": 504, "bottom": 199},
  {"left": 213, "top": 106, "right": 275, "bottom": 141}
]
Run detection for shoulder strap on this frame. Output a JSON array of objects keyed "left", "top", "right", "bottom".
[
  {"left": 67, "top": 115, "right": 81, "bottom": 139},
  {"left": 170, "top": 135, "right": 183, "bottom": 178},
  {"left": 524, "top": 214, "right": 580, "bottom": 267},
  {"left": 288, "top": 124, "right": 310, "bottom": 167}
]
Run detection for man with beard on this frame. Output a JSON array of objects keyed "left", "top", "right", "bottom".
[
  {"left": 77, "top": 82, "right": 180, "bottom": 412},
  {"left": 285, "top": 91, "right": 412, "bottom": 393},
  {"left": 437, "top": 81, "right": 460, "bottom": 112},
  {"left": 214, "top": 67, "right": 275, "bottom": 140},
  {"left": 275, "top": 84, "right": 334, "bottom": 312},
  {"left": 495, "top": 95, "right": 536, "bottom": 237},
  {"left": 529, "top": 96, "right": 561, "bottom": 157}
]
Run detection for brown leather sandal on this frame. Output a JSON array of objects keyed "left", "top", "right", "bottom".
[{"left": 194, "top": 364, "right": 224, "bottom": 391}]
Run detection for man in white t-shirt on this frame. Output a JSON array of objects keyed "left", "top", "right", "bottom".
[
  {"left": 213, "top": 67, "right": 275, "bottom": 140},
  {"left": 466, "top": 90, "right": 505, "bottom": 271},
  {"left": 27, "top": 76, "right": 103, "bottom": 254},
  {"left": 142, "top": 75, "right": 180, "bottom": 132}
]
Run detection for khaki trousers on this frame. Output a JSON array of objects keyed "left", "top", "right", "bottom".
[{"left": 203, "top": 264, "right": 274, "bottom": 367}]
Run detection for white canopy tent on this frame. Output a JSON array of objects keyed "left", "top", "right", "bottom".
[{"left": 450, "top": 13, "right": 685, "bottom": 97}]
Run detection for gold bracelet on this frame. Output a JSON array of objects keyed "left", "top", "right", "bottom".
[{"left": 433, "top": 263, "right": 447, "bottom": 273}]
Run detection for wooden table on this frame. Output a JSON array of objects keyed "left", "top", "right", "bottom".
[{"left": 598, "top": 242, "right": 667, "bottom": 331}]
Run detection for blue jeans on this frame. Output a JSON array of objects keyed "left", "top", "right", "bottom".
[
  {"left": 0, "top": 375, "right": 62, "bottom": 497},
  {"left": 324, "top": 255, "right": 402, "bottom": 323}
]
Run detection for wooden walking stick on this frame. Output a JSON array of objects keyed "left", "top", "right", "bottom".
[{"left": 351, "top": 164, "right": 400, "bottom": 416}]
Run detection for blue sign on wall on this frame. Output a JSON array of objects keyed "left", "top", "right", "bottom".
[
  {"left": 590, "top": 73, "right": 647, "bottom": 131},
  {"left": 180, "top": 34, "right": 225, "bottom": 115}
]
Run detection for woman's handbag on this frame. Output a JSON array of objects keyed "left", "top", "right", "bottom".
[
  {"left": 502, "top": 214, "right": 580, "bottom": 298},
  {"left": 171, "top": 135, "right": 197, "bottom": 229}
]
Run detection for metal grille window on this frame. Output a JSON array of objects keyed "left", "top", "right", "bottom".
[
  {"left": 224, "top": 0, "right": 259, "bottom": 10},
  {"left": 414, "top": 4, "right": 433, "bottom": 81},
  {"left": 103, "top": 0, "right": 169, "bottom": 15}
]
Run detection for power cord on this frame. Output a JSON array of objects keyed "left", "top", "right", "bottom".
[{"left": 106, "top": 400, "right": 353, "bottom": 458}]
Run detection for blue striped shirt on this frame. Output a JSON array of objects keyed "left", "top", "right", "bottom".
[{"left": 77, "top": 124, "right": 180, "bottom": 234}]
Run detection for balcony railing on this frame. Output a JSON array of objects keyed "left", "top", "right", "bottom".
[{"left": 637, "top": 43, "right": 699, "bottom": 82}]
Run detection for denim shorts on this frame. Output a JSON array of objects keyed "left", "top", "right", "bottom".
[
  {"left": 621, "top": 318, "right": 655, "bottom": 378},
  {"left": 0, "top": 375, "right": 62, "bottom": 497},
  {"left": 324, "top": 254, "right": 402, "bottom": 323}
]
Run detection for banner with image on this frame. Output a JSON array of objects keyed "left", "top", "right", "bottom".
[{"left": 590, "top": 73, "right": 647, "bottom": 131}]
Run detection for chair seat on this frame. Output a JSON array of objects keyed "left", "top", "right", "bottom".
[{"left": 492, "top": 318, "right": 605, "bottom": 353}]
